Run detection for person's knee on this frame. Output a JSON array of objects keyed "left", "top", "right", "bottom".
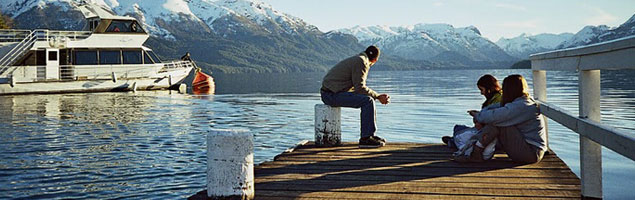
[
  {"left": 356, "top": 95, "right": 374, "bottom": 107},
  {"left": 365, "top": 96, "right": 374, "bottom": 104}
]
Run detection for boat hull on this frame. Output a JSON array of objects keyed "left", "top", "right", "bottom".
[{"left": 0, "top": 67, "right": 192, "bottom": 95}]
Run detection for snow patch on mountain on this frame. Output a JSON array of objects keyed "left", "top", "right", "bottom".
[
  {"left": 496, "top": 33, "right": 574, "bottom": 59},
  {"left": 558, "top": 25, "right": 610, "bottom": 48},
  {"left": 163, "top": 0, "right": 195, "bottom": 16},
  {"left": 337, "top": 23, "right": 513, "bottom": 63}
]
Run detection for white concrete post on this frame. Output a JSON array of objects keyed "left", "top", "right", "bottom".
[
  {"left": 315, "top": 104, "right": 341, "bottom": 147},
  {"left": 579, "top": 70, "right": 602, "bottom": 199},
  {"left": 207, "top": 129, "right": 254, "bottom": 199},
  {"left": 533, "top": 70, "right": 549, "bottom": 149}
]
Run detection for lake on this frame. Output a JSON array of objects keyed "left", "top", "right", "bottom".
[{"left": 1, "top": 69, "right": 634, "bottom": 199}]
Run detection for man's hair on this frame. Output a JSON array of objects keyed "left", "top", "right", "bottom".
[
  {"left": 501, "top": 74, "right": 530, "bottom": 106},
  {"left": 365, "top": 45, "right": 380, "bottom": 61}
]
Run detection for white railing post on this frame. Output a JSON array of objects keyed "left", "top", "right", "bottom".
[
  {"left": 533, "top": 70, "right": 549, "bottom": 149},
  {"left": 579, "top": 70, "right": 602, "bottom": 199}
]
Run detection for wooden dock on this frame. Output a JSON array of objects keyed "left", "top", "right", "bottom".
[{"left": 254, "top": 142, "right": 581, "bottom": 199}]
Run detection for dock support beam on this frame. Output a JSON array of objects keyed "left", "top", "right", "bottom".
[
  {"left": 579, "top": 70, "right": 602, "bottom": 199},
  {"left": 533, "top": 70, "right": 549, "bottom": 149},
  {"left": 207, "top": 130, "right": 254, "bottom": 200},
  {"left": 315, "top": 104, "right": 341, "bottom": 147}
]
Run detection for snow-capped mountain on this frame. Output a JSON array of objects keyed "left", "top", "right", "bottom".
[
  {"left": 557, "top": 25, "right": 611, "bottom": 49},
  {"left": 1, "top": 0, "right": 383, "bottom": 72},
  {"left": 558, "top": 14, "right": 635, "bottom": 49},
  {"left": 0, "top": 0, "right": 318, "bottom": 39},
  {"left": 336, "top": 23, "right": 515, "bottom": 66},
  {"left": 496, "top": 33, "right": 574, "bottom": 59}
]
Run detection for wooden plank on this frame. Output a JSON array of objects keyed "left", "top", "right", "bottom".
[
  {"left": 256, "top": 196, "right": 578, "bottom": 200},
  {"left": 256, "top": 190, "right": 580, "bottom": 200},
  {"left": 255, "top": 168, "right": 578, "bottom": 179},
  {"left": 272, "top": 154, "right": 564, "bottom": 162},
  {"left": 255, "top": 179, "right": 580, "bottom": 190},
  {"left": 256, "top": 183, "right": 580, "bottom": 198},
  {"left": 259, "top": 160, "right": 571, "bottom": 169},
  {"left": 255, "top": 179, "right": 580, "bottom": 188},
  {"left": 256, "top": 173, "right": 581, "bottom": 185}
]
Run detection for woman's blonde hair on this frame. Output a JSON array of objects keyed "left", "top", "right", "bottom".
[{"left": 501, "top": 74, "right": 530, "bottom": 106}]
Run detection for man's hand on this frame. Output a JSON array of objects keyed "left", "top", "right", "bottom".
[{"left": 378, "top": 94, "right": 390, "bottom": 105}]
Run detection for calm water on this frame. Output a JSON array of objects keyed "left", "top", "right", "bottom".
[{"left": 1, "top": 69, "right": 634, "bottom": 199}]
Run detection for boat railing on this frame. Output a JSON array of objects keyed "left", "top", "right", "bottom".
[
  {"left": 0, "top": 30, "right": 38, "bottom": 74},
  {"left": 0, "top": 29, "right": 92, "bottom": 43},
  {"left": 530, "top": 35, "right": 635, "bottom": 199},
  {"left": 0, "top": 29, "right": 92, "bottom": 74},
  {"left": 163, "top": 60, "right": 196, "bottom": 70},
  {"left": 57, "top": 64, "right": 163, "bottom": 81}
]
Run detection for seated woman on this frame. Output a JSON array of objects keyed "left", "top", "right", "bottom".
[
  {"left": 456, "top": 74, "right": 547, "bottom": 163},
  {"left": 443, "top": 74, "right": 502, "bottom": 147}
]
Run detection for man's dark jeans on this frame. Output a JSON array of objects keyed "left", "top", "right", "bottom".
[{"left": 320, "top": 91, "right": 376, "bottom": 138}]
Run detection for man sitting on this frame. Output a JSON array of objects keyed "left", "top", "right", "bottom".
[{"left": 320, "top": 45, "right": 391, "bottom": 148}]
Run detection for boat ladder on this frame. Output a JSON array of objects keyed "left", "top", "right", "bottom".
[{"left": 0, "top": 30, "right": 37, "bottom": 75}]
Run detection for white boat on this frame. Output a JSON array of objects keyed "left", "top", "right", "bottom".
[{"left": 0, "top": 4, "right": 195, "bottom": 95}]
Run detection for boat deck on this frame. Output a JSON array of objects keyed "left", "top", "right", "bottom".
[{"left": 253, "top": 142, "right": 580, "bottom": 199}]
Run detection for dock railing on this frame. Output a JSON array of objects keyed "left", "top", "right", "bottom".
[{"left": 530, "top": 35, "right": 635, "bottom": 199}]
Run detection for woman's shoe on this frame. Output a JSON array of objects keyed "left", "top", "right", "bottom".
[
  {"left": 453, "top": 146, "right": 485, "bottom": 163},
  {"left": 442, "top": 136, "right": 456, "bottom": 148}
]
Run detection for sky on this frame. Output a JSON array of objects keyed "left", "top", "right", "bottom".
[{"left": 259, "top": 0, "right": 635, "bottom": 41}]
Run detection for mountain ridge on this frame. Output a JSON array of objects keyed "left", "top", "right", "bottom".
[
  {"left": 497, "top": 14, "right": 635, "bottom": 59},
  {"left": 336, "top": 23, "right": 517, "bottom": 67}
]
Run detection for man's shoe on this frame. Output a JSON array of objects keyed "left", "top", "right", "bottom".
[
  {"left": 371, "top": 136, "right": 387, "bottom": 143},
  {"left": 359, "top": 136, "right": 385, "bottom": 148}
]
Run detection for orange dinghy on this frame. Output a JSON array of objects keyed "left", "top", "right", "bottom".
[{"left": 192, "top": 69, "right": 215, "bottom": 94}]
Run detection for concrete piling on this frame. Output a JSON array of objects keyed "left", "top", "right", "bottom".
[
  {"left": 206, "top": 129, "right": 254, "bottom": 200},
  {"left": 314, "top": 104, "right": 341, "bottom": 147}
]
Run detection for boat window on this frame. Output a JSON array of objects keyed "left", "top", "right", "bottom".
[
  {"left": 91, "top": 20, "right": 99, "bottom": 31},
  {"left": 36, "top": 50, "right": 46, "bottom": 65},
  {"left": 147, "top": 51, "right": 162, "bottom": 63},
  {"left": 73, "top": 51, "right": 98, "bottom": 65},
  {"left": 106, "top": 20, "right": 145, "bottom": 33},
  {"left": 100, "top": 50, "right": 121, "bottom": 65},
  {"left": 143, "top": 51, "right": 154, "bottom": 64},
  {"left": 122, "top": 50, "right": 142, "bottom": 64},
  {"left": 48, "top": 51, "right": 57, "bottom": 61},
  {"left": 59, "top": 50, "right": 69, "bottom": 65}
]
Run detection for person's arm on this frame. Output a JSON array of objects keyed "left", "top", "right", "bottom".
[
  {"left": 352, "top": 59, "right": 380, "bottom": 99},
  {"left": 475, "top": 101, "right": 521, "bottom": 125},
  {"left": 476, "top": 99, "right": 537, "bottom": 127}
]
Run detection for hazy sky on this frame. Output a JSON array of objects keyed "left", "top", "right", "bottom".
[{"left": 259, "top": 0, "right": 635, "bottom": 41}]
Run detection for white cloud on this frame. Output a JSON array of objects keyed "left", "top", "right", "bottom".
[
  {"left": 433, "top": 1, "right": 444, "bottom": 7},
  {"left": 584, "top": 7, "right": 618, "bottom": 25},
  {"left": 494, "top": 3, "right": 527, "bottom": 11},
  {"left": 499, "top": 20, "right": 538, "bottom": 29}
]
